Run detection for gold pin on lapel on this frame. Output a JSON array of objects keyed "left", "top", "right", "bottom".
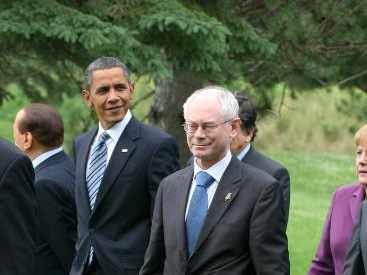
[
  {"left": 121, "top": 149, "right": 128, "bottom": 153},
  {"left": 225, "top": 193, "right": 232, "bottom": 202}
]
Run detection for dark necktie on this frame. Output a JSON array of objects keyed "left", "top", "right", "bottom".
[{"left": 186, "top": 171, "right": 215, "bottom": 256}]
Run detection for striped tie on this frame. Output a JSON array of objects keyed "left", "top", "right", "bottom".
[
  {"left": 86, "top": 132, "right": 109, "bottom": 264},
  {"left": 86, "top": 132, "right": 110, "bottom": 210}
]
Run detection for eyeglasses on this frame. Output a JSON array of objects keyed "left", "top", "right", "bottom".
[{"left": 182, "top": 119, "right": 232, "bottom": 135}]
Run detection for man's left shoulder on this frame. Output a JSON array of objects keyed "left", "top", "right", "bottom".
[
  {"left": 232, "top": 157, "right": 278, "bottom": 188},
  {"left": 136, "top": 120, "right": 176, "bottom": 143},
  {"left": 250, "top": 148, "right": 288, "bottom": 175}
]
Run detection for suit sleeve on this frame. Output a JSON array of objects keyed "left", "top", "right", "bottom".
[
  {"left": 139, "top": 181, "right": 166, "bottom": 275},
  {"left": 249, "top": 179, "right": 290, "bottom": 275},
  {"left": 343, "top": 203, "right": 365, "bottom": 275},
  {"left": 274, "top": 167, "right": 290, "bottom": 225},
  {"left": 147, "top": 136, "right": 180, "bottom": 215},
  {"left": 35, "top": 179, "right": 77, "bottom": 273},
  {"left": 0, "top": 155, "right": 37, "bottom": 275}
]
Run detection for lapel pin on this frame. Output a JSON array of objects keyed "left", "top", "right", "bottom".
[
  {"left": 121, "top": 148, "right": 128, "bottom": 153},
  {"left": 225, "top": 193, "right": 232, "bottom": 202}
]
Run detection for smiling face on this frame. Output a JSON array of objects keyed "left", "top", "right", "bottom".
[
  {"left": 83, "top": 67, "right": 133, "bottom": 129},
  {"left": 184, "top": 95, "right": 239, "bottom": 169},
  {"left": 356, "top": 142, "right": 367, "bottom": 187}
]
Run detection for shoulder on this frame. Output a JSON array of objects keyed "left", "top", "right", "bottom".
[
  {"left": 246, "top": 147, "right": 288, "bottom": 176},
  {"left": 36, "top": 154, "right": 74, "bottom": 186},
  {"left": 0, "top": 138, "right": 32, "bottom": 175},
  {"left": 136, "top": 119, "right": 175, "bottom": 142},
  {"left": 334, "top": 183, "right": 362, "bottom": 198},
  {"left": 75, "top": 128, "right": 96, "bottom": 145}
]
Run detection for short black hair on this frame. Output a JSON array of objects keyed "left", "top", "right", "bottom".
[
  {"left": 233, "top": 91, "right": 258, "bottom": 141},
  {"left": 83, "top": 56, "right": 130, "bottom": 90}
]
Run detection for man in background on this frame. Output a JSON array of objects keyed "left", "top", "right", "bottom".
[
  {"left": 231, "top": 91, "right": 291, "bottom": 225},
  {"left": 71, "top": 56, "right": 180, "bottom": 275},
  {"left": 0, "top": 138, "right": 37, "bottom": 275},
  {"left": 13, "top": 103, "right": 76, "bottom": 275}
]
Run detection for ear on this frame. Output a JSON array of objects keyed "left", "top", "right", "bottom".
[
  {"left": 230, "top": 118, "right": 241, "bottom": 138},
  {"left": 23, "top": 132, "right": 33, "bottom": 151},
  {"left": 128, "top": 82, "right": 134, "bottom": 94},
  {"left": 82, "top": 89, "right": 93, "bottom": 108}
]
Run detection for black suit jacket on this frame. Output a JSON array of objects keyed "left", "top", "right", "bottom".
[
  {"left": 242, "top": 146, "right": 290, "bottom": 225},
  {"left": 34, "top": 150, "right": 77, "bottom": 275},
  {"left": 0, "top": 138, "right": 38, "bottom": 275},
  {"left": 343, "top": 200, "right": 367, "bottom": 275},
  {"left": 140, "top": 156, "right": 289, "bottom": 275},
  {"left": 70, "top": 117, "right": 180, "bottom": 275}
]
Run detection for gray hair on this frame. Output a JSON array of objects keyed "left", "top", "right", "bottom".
[
  {"left": 83, "top": 56, "right": 131, "bottom": 90},
  {"left": 183, "top": 86, "right": 239, "bottom": 121}
]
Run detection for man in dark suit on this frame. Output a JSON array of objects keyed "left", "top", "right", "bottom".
[
  {"left": 71, "top": 57, "right": 180, "bottom": 275},
  {"left": 13, "top": 103, "right": 77, "bottom": 275},
  {"left": 140, "top": 86, "right": 289, "bottom": 275},
  {"left": 0, "top": 138, "right": 37, "bottom": 275},
  {"left": 230, "top": 91, "right": 291, "bottom": 225}
]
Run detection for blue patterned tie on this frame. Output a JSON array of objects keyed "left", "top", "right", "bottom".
[
  {"left": 86, "top": 132, "right": 110, "bottom": 210},
  {"left": 186, "top": 171, "right": 215, "bottom": 256},
  {"left": 86, "top": 132, "right": 109, "bottom": 263}
]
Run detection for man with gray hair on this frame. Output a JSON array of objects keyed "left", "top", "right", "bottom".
[
  {"left": 70, "top": 56, "right": 180, "bottom": 275},
  {"left": 140, "top": 86, "right": 289, "bottom": 275}
]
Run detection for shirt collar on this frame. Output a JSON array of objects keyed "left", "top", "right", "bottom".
[
  {"left": 237, "top": 143, "right": 251, "bottom": 161},
  {"left": 193, "top": 150, "right": 232, "bottom": 183},
  {"left": 32, "top": 147, "right": 63, "bottom": 168},
  {"left": 96, "top": 110, "right": 132, "bottom": 143}
]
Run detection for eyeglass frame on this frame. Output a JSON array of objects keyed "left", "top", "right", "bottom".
[{"left": 181, "top": 119, "right": 234, "bottom": 135}]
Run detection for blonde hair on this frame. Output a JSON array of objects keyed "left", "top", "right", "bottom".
[{"left": 355, "top": 124, "right": 367, "bottom": 145}]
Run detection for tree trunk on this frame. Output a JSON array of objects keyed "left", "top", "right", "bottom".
[{"left": 149, "top": 71, "right": 204, "bottom": 166}]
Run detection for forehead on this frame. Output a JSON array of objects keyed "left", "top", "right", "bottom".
[
  {"left": 90, "top": 67, "right": 128, "bottom": 88},
  {"left": 185, "top": 96, "right": 223, "bottom": 122}
]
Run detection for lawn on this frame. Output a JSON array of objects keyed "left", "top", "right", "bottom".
[{"left": 268, "top": 150, "right": 356, "bottom": 275}]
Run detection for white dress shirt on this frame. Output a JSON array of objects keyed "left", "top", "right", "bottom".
[
  {"left": 88, "top": 110, "right": 132, "bottom": 167},
  {"left": 185, "top": 150, "right": 232, "bottom": 219},
  {"left": 236, "top": 143, "right": 251, "bottom": 161}
]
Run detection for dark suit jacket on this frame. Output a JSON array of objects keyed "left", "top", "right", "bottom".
[
  {"left": 140, "top": 156, "right": 289, "bottom": 275},
  {"left": 343, "top": 200, "right": 367, "bottom": 275},
  {"left": 242, "top": 146, "right": 290, "bottom": 225},
  {"left": 0, "top": 138, "right": 38, "bottom": 275},
  {"left": 70, "top": 117, "right": 180, "bottom": 275},
  {"left": 34, "top": 150, "right": 77, "bottom": 275}
]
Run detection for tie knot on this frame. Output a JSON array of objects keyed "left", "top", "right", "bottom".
[
  {"left": 99, "top": 132, "right": 110, "bottom": 144},
  {"left": 195, "top": 171, "right": 215, "bottom": 188}
]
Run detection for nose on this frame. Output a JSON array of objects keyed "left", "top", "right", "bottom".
[
  {"left": 358, "top": 152, "right": 367, "bottom": 166},
  {"left": 193, "top": 125, "right": 206, "bottom": 138},
  {"left": 107, "top": 88, "right": 119, "bottom": 102}
]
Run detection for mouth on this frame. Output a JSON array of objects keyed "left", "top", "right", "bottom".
[{"left": 105, "top": 106, "right": 123, "bottom": 112}]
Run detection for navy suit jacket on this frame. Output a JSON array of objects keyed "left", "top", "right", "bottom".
[
  {"left": 34, "top": 150, "right": 77, "bottom": 275},
  {"left": 0, "top": 138, "right": 38, "bottom": 275},
  {"left": 242, "top": 146, "right": 290, "bottom": 225},
  {"left": 70, "top": 117, "right": 180, "bottom": 275}
]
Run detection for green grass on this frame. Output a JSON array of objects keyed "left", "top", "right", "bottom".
[{"left": 266, "top": 150, "right": 355, "bottom": 275}]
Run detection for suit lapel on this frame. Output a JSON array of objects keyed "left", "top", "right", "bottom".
[
  {"left": 192, "top": 157, "right": 243, "bottom": 257},
  {"left": 92, "top": 118, "right": 139, "bottom": 212},
  {"left": 349, "top": 184, "right": 365, "bottom": 224},
  {"left": 176, "top": 167, "right": 194, "bottom": 261}
]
